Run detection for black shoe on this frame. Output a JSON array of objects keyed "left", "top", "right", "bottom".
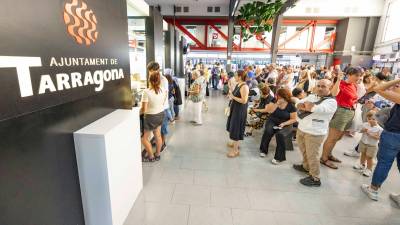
[
  {"left": 154, "top": 154, "right": 161, "bottom": 161},
  {"left": 293, "top": 164, "right": 309, "bottom": 174},
  {"left": 300, "top": 176, "right": 321, "bottom": 187},
  {"left": 161, "top": 143, "right": 167, "bottom": 152}
]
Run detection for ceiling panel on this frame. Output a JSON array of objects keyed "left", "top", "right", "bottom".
[{"left": 145, "top": 0, "right": 229, "bottom": 5}]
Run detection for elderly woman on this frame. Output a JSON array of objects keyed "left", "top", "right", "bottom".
[
  {"left": 245, "top": 84, "right": 275, "bottom": 137},
  {"left": 187, "top": 70, "right": 206, "bottom": 125}
]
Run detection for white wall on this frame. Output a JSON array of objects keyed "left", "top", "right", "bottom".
[
  {"left": 374, "top": 0, "right": 400, "bottom": 55},
  {"left": 284, "top": 0, "right": 383, "bottom": 17}
]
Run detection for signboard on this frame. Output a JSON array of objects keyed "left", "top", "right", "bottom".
[
  {"left": 0, "top": 0, "right": 130, "bottom": 122},
  {"left": 212, "top": 33, "right": 219, "bottom": 39}
]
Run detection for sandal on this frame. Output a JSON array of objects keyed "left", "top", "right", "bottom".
[
  {"left": 142, "top": 156, "right": 156, "bottom": 162},
  {"left": 244, "top": 132, "right": 253, "bottom": 137},
  {"left": 154, "top": 154, "right": 161, "bottom": 161},
  {"left": 328, "top": 155, "right": 342, "bottom": 163},
  {"left": 227, "top": 149, "right": 240, "bottom": 158},
  {"left": 320, "top": 158, "right": 338, "bottom": 169}
]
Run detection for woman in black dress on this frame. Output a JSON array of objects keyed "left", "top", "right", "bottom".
[{"left": 226, "top": 70, "right": 249, "bottom": 158}]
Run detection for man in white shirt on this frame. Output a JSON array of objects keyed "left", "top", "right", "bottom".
[{"left": 293, "top": 79, "right": 337, "bottom": 187}]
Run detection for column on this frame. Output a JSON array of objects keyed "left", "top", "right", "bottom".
[{"left": 271, "top": 15, "right": 283, "bottom": 64}]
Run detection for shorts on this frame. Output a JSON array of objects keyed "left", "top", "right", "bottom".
[
  {"left": 329, "top": 107, "right": 355, "bottom": 131},
  {"left": 161, "top": 109, "right": 169, "bottom": 135},
  {"left": 359, "top": 141, "right": 378, "bottom": 158},
  {"left": 143, "top": 112, "right": 165, "bottom": 131}
]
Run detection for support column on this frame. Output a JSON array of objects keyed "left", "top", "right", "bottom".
[
  {"left": 226, "top": 16, "right": 234, "bottom": 73},
  {"left": 146, "top": 6, "right": 164, "bottom": 71},
  {"left": 271, "top": 14, "right": 283, "bottom": 64},
  {"left": 165, "top": 24, "right": 176, "bottom": 70}
]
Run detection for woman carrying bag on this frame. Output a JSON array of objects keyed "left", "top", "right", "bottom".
[
  {"left": 187, "top": 70, "right": 205, "bottom": 125},
  {"left": 226, "top": 70, "right": 249, "bottom": 158}
]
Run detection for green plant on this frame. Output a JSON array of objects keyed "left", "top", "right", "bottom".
[{"left": 236, "top": 0, "right": 284, "bottom": 42}]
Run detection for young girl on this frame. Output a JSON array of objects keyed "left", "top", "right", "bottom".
[{"left": 353, "top": 111, "right": 383, "bottom": 177}]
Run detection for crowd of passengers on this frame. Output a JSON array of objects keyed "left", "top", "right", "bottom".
[{"left": 140, "top": 60, "right": 400, "bottom": 208}]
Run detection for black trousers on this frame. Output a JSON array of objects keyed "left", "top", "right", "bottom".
[{"left": 259, "top": 119, "right": 292, "bottom": 161}]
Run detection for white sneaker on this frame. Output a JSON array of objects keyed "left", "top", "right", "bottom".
[
  {"left": 260, "top": 152, "right": 267, "bottom": 158},
  {"left": 344, "top": 150, "right": 360, "bottom": 158},
  {"left": 271, "top": 159, "right": 280, "bottom": 165},
  {"left": 389, "top": 194, "right": 400, "bottom": 208},
  {"left": 361, "top": 184, "right": 379, "bottom": 201},
  {"left": 363, "top": 169, "right": 372, "bottom": 177},
  {"left": 353, "top": 164, "right": 365, "bottom": 171}
]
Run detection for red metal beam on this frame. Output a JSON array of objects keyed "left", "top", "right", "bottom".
[
  {"left": 209, "top": 24, "right": 239, "bottom": 48},
  {"left": 174, "top": 22, "right": 205, "bottom": 48},
  {"left": 278, "top": 21, "right": 313, "bottom": 48},
  {"left": 205, "top": 25, "right": 208, "bottom": 47},
  {"left": 309, "top": 21, "right": 317, "bottom": 52}
]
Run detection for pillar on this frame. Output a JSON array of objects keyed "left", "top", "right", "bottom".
[
  {"left": 146, "top": 6, "right": 164, "bottom": 71},
  {"left": 271, "top": 15, "right": 283, "bottom": 64}
]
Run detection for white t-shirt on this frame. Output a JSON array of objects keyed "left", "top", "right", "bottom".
[
  {"left": 141, "top": 88, "right": 167, "bottom": 115},
  {"left": 160, "top": 74, "right": 169, "bottom": 110},
  {"left": 296, "top": 94, "right": 338, "bottom": 136},
  {"left": 360, "top": 122, "right": 383, "bottom": 146}
]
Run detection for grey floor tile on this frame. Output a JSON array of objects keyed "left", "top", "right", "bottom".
[
  {"left": 194, "top": 170, "right": 228, "bottom": 187},
  {"left": 232, "top": 209, "right": 277, "bottom": 225},
  {"left": 211, "top": 187, "right": 251, "bottom": 209},
  {"left": 273, "top": 212, "right": 321, "bottom": 225},
  {"left": 172, "top": 184, "right": 211, "bottom": 206},
  {"left": 143, "top": 183, "right": 175, "bottom": 203},
  {"left": 188, "top": 206, "right": 233, "bottom": 225},
  {"left": 159, "top": 168, "right": 194, "bottom": 184},
  {"left": 144, "top": 202, "right": 189, "bottom": 225},
  {"left": 247, "top": 189, "right": 291, "bottom": 212}
]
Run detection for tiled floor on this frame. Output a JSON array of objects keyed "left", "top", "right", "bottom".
[{"left": 124, "top": 91, "right": 400, "bottom": 225}]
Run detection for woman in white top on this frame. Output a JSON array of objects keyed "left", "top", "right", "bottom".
[{"left": 141, "top": 71, "right": 167, "bottom": 162}]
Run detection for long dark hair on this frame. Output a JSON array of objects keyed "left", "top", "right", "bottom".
[
  {"left": 237, "top": 70, "right": 247, "bottom": 81},
  {"left": 149, "top": 72, "right": 161, "bottom": 94}
]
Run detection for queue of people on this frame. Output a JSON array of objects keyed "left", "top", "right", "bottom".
[
  {"left": 142, "top": 60, "right": 399, "bottom": 209},
  {"left": 224, "top": 63, "right": 400, "bottom": 209}
]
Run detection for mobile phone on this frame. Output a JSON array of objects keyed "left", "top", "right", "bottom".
[{"left": 273, "top": 126, "right": 282, "bottom": 130}]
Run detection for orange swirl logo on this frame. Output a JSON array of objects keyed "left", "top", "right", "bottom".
[{"left": 63, "top": 0, "right": 98, "bottom": 46}]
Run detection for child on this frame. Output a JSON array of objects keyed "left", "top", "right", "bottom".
[{"left": 353, "top": 111, "right": 383, "bottom": 177}]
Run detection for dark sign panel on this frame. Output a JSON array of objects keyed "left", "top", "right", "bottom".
[{"left": 0, "top": 0, "right": 130, "bottom": 122}]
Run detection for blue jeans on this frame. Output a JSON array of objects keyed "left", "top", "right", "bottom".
[
  {"left": 174, "top": 105, "right": 180, "bottom": 117},
  {"left": 371, "top": 130, "right": 400, "bottom": 187},
  {"left": 161, "top": 109, "right": 170, "bottom": 135}
]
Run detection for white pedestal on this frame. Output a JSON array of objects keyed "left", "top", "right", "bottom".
[
  {"left": 73, "top": 108, "right": 143, "bottom": 225},
  {"left": 177, "top": 78, "right": 186, "bottom": 112}
]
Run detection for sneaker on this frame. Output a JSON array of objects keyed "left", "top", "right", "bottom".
[
  {"left": 300, "top": 176, "right": 321, "bottom": 187},
  {"left": 344, "top": 149, "right": 360, "bottom": 158},
  {"left": 389, "top": 193, "right": 400, "bottom": 208},
  {"left": 353, "top": 164, "right": 365, "bottom": 171},
  {"left": 363, "top": 169, "right": 372, "bottom": 177},
  {"left": 361, "top": 184, "right": 378, "bottom": 201},
  {"left": 259, "top": 152, "right": 267, "bottom": 158},
  {"left": 271, "top": 159, "right": 281, "bottom": 165},
  {"left": 293, "top": 164, "right": 309, "bottom": 174}
]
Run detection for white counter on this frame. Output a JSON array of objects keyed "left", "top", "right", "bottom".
[{"left": 74, "top": 108, "right": 143, "bottom": 225}]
